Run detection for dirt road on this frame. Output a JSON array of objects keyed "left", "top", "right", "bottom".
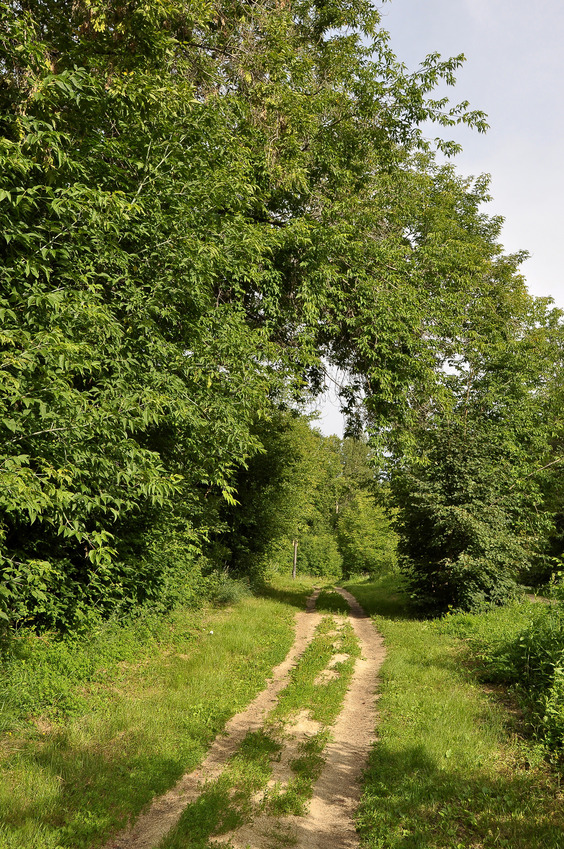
[{"left": 104, "top": 587, "right": 386, "bottom": 849}]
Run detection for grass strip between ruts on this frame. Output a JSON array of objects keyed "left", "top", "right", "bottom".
[{"left": 160, "top": 611, "right": 362, "bottom": 847}]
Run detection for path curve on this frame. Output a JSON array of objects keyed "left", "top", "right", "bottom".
[{"left": 103, "top": 587, "right": 385, "bottom": 849}]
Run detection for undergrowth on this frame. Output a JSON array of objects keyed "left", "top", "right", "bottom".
[{"left": 438, "top": 598, "right": 564, "bottom": 757}]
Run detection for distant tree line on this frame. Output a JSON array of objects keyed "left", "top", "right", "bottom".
[{"left": 216, "top": 413, "right": 397, "bottom": 581}]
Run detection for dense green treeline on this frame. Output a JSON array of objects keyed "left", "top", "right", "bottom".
[
  {"left": 1, "top": 0, "right": 563, "bottom": 632},
  {"left": 214, "top": 413, "right": 397, "bottom": 579}
]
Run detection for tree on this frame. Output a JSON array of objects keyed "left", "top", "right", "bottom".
[
  {"left": 390, "top": 295, "right": 562, "bottom": 613},
  {"left": 219, "top": 412, "right": 343, "bottom": 578},
  {"left": 0, "top": 0, "right": 287, "bottom": 624},
  {"left": 534, "top": 319, "right": 564, "bottom": 582},
  {"left": 337, "top": 490, "right": 397, "bottom": 577},
  {"left": 2, "top": 0, "right": 525, "bottom": 628}
]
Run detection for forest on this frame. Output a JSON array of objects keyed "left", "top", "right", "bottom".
[{"left": 2, "top": 0, "right": 564, "bottom": 846}]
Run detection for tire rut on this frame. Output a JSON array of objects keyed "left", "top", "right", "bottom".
[{"left": 103, "top": 587, "right": 385, "bottom": 849}]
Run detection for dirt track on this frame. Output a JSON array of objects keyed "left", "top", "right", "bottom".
[{"left": 104, "top": 588, "right": 386, "bottom": 849}]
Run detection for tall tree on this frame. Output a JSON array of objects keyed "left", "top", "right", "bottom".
[
  {"left": 2, "top": 0, "right": 526, "bottom": 627},
  {"left": 389, "top": 294, "right": 563, "bottom": 613}
]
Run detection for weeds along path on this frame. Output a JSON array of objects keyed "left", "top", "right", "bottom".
[{"left": 103, "top": 587, "right": 385, "bottom": 849}]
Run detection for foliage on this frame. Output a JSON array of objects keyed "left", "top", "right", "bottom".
[
  {"left": 299, "top": 530, "right": 343, "bottom": 577},
  {"left": 394, "top": 423, "right": 525, "bottom": 613},
  {"left": 219, "top": 412, "right": 341, "bottom": 577},
  {"left": 0, "top": 0, "right": 289, "bottom": 627},
  {"left": 337, "top": 490, "right": 398, "bottom": 577},
  {"left": 210, "top": 574, "right": 252, "bottom": 606},
  {"left": 536, "top": 324, "right": 564, "bottom": 581},
  {"left": 439, "top": 594, "right": 564, "bottom": 758},
  {"left": 221, "top": 413, "right": 397, "bottom": 580},
  {"left": 390, "top": 294, "right": 561, "bottom": 614},
  {"left": 3, "top": 0, "right": 560, "bottom": 628}
]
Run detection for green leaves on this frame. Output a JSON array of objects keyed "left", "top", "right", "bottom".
[
  {"left": 2, "top": 0, "right": 555, "bottom": 628},
  {"left": 389, "top": 295, "right": 564, "bottom": 613}
]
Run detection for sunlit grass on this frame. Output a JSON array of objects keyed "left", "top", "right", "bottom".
[
  {"left": 162, "top": 598, "right": 362, "bottom": 846},
  {"left": 0, "top": 595, "right": 297, "bottom": 849},
  {"left": 345, "top": 574, "right": 564, "bottom": 849},
  {"left": 271, "top": 616, "right": 360, "bottom": 725}
]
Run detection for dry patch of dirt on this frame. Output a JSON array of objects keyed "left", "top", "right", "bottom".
[
  {"left": 103, "top": 586, "right": 386, "bottom": 849},
  {"left": 313, "top": 669, "right": 340, "bottom": 685}
]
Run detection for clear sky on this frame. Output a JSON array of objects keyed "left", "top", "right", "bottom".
[
  {"left": 378, "top": 0, "right": 564, "bottom": 310},
  {"left": 314, "top": 0, "right": 564, "bottom": 436}
]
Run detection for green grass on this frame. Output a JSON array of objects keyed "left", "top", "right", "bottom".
[
  {"left": 271, "top": 616, "right": 360, "bottom": 725},
  {"left": 13, "top": 570, "right": 560, "bottom": 849},
  {"left": 344, "top": 572, "right": 410, "bottom": 620},
  {"left": 345, "top": 575, "right": 564, "bottom": 849},
  {"left": 158, "top": 775, "right": 242, "bottom": 849},
  {"left": 0, "top": 594, "right": 300, "bottom": 849},
  {"left": 315, "top": 589, "right": 350, "bottom": 615},
  {"left": 263, "top": 732, "right": 329, "bottom": 817},
  {"left": 438, "top": 600, "right": 564, "bottom": 753},
  {"left": 265, "top": 615, "right": 360, "bottom": 813},
  {"left": 256, "top": 573, "right": 321, "bottom": 610},
  {"left": 159, "top": 730, "right": 284, "bottom": 849},
  {"left": 161, "top": 601, "right": 362, "bottom": 847}
]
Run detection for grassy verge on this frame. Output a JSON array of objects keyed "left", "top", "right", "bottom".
[
  {"left": 346, "top": 575, "right": 564, "bottom": 849},
  {"left": 0, "top": 578, "right": 316, "bottom": 849}
]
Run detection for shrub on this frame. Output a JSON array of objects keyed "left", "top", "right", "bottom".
[
  {"left": 440, "top": 600, "right": 564, "bottom": 756},
  {"left": 393, "top": 423, "right": 535, "bottom": 614}
]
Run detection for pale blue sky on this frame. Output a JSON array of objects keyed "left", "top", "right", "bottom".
[
  {"left": 379, "top": 0, "right": 564, "bottom": 309},
  {"left": 315, "top": 0, "right": 564, "bottom": 436}
]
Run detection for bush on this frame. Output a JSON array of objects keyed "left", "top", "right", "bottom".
[
  {"left": 543, "top": 666, "right": 564, "bottom": 753},
  {"left": 439, "top": 599, "right": 564, "bottom": 756}
]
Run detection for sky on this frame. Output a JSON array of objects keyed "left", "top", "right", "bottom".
[{"left": 313, "top": 0, "right": 564, "bottom": 436}]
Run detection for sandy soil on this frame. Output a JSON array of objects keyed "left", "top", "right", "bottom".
[{"left": 103, "top": 587, "right": 385, "bottom": 849}]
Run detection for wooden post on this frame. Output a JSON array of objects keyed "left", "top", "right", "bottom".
[{"left": 292, "top": 538, "right": 298, "bottom": 580}]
